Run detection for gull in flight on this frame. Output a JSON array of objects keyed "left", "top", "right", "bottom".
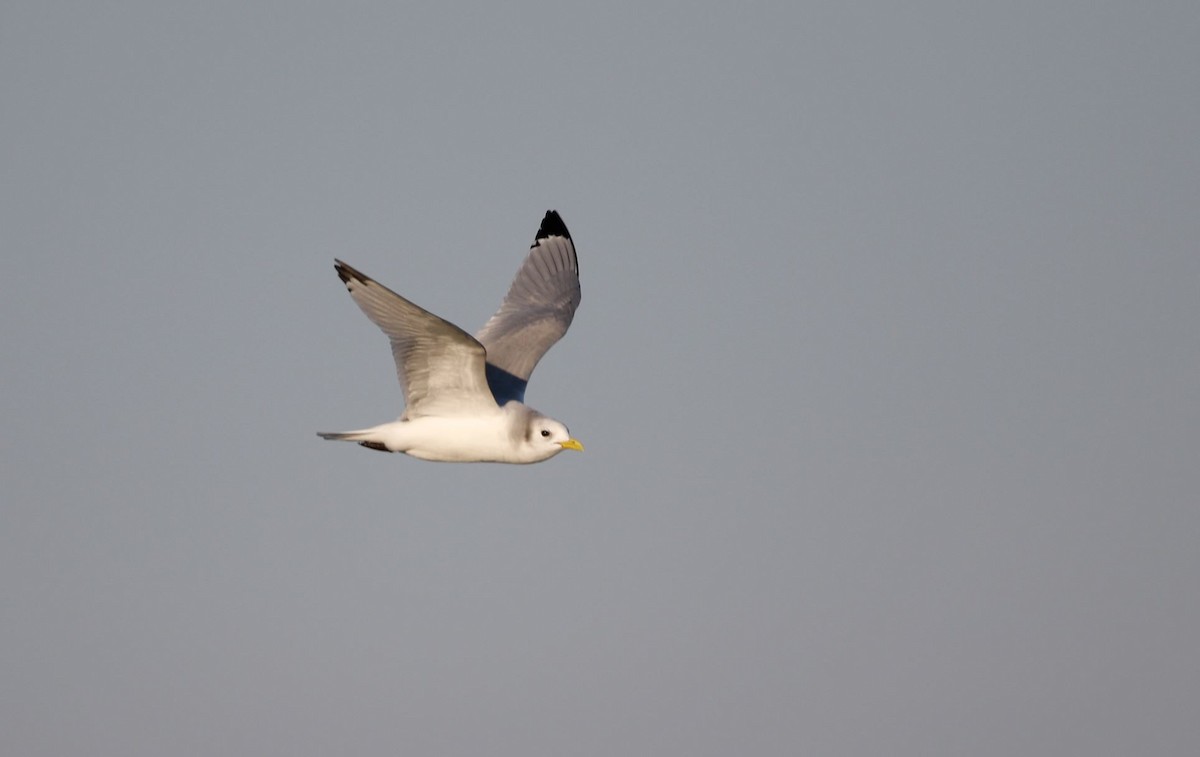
[{"left": 317, "top": 210, "right": 584, "bottom": 464}]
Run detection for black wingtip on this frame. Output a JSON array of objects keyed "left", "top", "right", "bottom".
[
  {"left": 333, "top": 259, "right": 367, "bottom": 287},
  {"left": 533, "top": 210, "right": 571, "bottom": 246}
]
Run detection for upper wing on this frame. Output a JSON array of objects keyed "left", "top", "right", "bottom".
[
  {"left": 475, "top": 210, "right": 581, "bottom": 404},
  {"left": 334, "top": 260, "right": 499, "bottom": 418}
]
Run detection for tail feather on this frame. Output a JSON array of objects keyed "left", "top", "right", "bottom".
[{"left": 316, "top": 431, "right": 391, "bottom": 452}]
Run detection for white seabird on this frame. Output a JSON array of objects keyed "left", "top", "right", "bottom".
[{"left": 317, "top": 210, "right": 584, "bottom": 464}]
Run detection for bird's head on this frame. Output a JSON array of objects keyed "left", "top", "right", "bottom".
[{"left": 523, "top": 414, "right": 584, "bottom": 461}]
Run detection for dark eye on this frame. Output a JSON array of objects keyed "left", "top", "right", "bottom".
[{"left": 540, "top": 429, "right": 551, "bottom": 438}]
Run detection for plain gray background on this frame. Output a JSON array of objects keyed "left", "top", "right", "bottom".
[{"left": 3, "top": 1, "right": 1198, "bottom": 755}]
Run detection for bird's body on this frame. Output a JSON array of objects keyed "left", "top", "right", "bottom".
[
  {"left": 317, "top": 210, "right": 583, "bottom": 464},
  {"left": 319, "top": 403, "right": 582, "bottom": 463}
]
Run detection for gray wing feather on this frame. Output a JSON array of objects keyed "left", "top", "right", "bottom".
[
  {"left": 334, "top": 260, "right": 498, "bottom": 418},
  {"left": 475, "top": 211, "right": 581, "bottom": 383}
]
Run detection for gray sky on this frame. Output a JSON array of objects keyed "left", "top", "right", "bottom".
[{"left": 3, "top": 1, "right": 1198, "bottom": 755}]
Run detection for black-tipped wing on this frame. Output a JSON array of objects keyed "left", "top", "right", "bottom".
[
  {"left": 475, "top": 210, "right": 581, "bottom": 404},
  {"left": 334, "top": 260, "right": 498, "bottom": 418}
]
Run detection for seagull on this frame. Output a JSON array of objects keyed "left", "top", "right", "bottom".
[{"left": 317, "top": 210, "right": 584, "bottom": 464}]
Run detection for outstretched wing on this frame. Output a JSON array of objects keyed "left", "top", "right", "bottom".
[
  {"left": 475, "top": 210, "right": 581, "bottom": 404},
  {"left": 334, "top": 260, "right": 498, "bottom": 418}
]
